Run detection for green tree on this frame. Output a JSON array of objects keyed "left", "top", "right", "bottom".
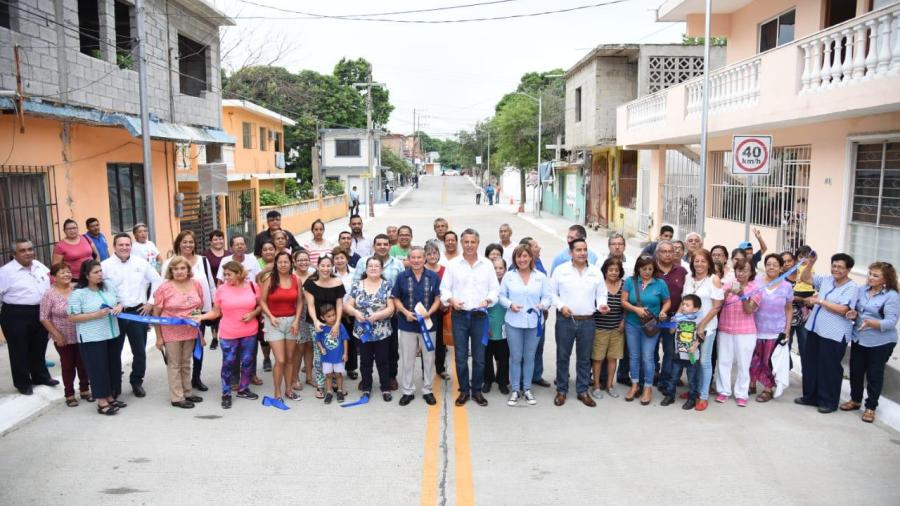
[
  {"left": 382, "top": 148, "right": 413, "bottom": 176},
  {"left": 333, "top": 58, "right": 394, "bottom": 126}
]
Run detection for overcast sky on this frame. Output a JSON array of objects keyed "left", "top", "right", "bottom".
[{"left": 211, "top": 0, "right": 684, "bottom": 139}]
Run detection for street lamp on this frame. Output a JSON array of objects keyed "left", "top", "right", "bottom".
[{"left": 515, "top": 73, "right": 563, "bottom": 217}]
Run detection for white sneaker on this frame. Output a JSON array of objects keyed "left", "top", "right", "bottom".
[
  {"left": 524, "top": 390, "right": 537, "bottom": 405},
  {"left": 507, "top": 391, "right": 519, "bottom": 407},
  {"left": 591, "top": 388, "right": 604, "bottom": 400},
  {"left": 606, "top": 386, "right": 620, "bottom": 399}
]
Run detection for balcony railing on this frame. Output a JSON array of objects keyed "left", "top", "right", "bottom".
[
  {"left": 626, "top": 94, "right": 667, "bottom": 129},
  {"left": 799, "top": 8, "right": 900, "bottom": 93},
  {"left": 685, "top": 58, "right": 760, "bottom": 115}
]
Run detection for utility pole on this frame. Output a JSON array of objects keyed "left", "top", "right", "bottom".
[
  {"left": 353, "top": 77, "right": 384, "bottom": 218},
  {"left": 135, "top": 0, "right": 155, "bottom": 240},
  {"left": 697, "top": 0, "right": 712, "bottom": 236},
  {"left": 535, "top": 93, "right": 542, "bottom": 216}
]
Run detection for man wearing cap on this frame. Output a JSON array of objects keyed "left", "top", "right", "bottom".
[
  {"left": 739, "top": 228, "right": 768, "bottom": 266},
  {"left": 254, "top": 210, "right": 301, "bottom": 256}
]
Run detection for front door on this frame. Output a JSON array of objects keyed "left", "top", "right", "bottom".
[{"left": 588, "top": 151, "right": 608, "bottom": 227}]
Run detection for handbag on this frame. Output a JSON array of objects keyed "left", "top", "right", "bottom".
[{"left": 633, "top": 277, "right": 659, "bottom": 336}]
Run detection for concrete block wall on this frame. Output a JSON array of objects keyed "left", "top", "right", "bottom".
[
  {"left": 594, "top": 57, "right": 638, "bottom": 146},
  {"left": 0, "top": 0, "right": 222, "bottom": 128}
]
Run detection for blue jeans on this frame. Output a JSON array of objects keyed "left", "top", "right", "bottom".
[
  {"left": 532, "top": 335, "right": 546, "bottom": 382},
  {"left": 698, "top": 329, "right": 717, "bottom": 400},
  {"left": 506, "top": 325, "right": 539, "bottom": 391},
  {"left": 664, "top": 357, "right": 702, "bottom": 398},
  {"left": 625, "top": 323, "right": 659, "bottom": 386},
  {"left": 656, "top": 328, "right": 675, "bottom": 388},
  {"left": 451, "top": 311, "right": 487, "bottom": 394},
  {"left": 555, "top": 316, "right": 594, "bottom": 395}
]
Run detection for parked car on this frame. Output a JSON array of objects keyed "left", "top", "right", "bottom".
[{"left": 442, "top": 169, "right": 460, "bottom": 176}]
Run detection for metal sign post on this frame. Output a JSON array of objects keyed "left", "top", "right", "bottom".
[{"left": 731, "top": 135, "right": 772, "bottom": 241}]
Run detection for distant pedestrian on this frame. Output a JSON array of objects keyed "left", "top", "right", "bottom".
[
  {"left": 349, "top": 186, "right": 360, "bottom": 217},
  {"left": 475, "top": 186, "right": 482, "bottom": 205},
  {"left": 485, "top": 183, "right": 495, "bottom": 205}
]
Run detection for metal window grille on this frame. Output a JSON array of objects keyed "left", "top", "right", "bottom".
[
  {"left": 107, "top": 163, "right": 148, "bottom": 235},
  {"left": 638, "top": 150, "right": 652, "bottom": 235},
  {"left": 662, "top": 149, "right": 701, "bottom": 239},
  {"left": 848, "top": 141, "right": 900, "bottom": 267},
  {"left": 647, "top": 56, "right": 705, "bottom": 94},
  {"left": 0, "top": 165, "right": 59, "bottom": 265},
  {"left": 708, "top": 146, "right": 811, "bottom": 251},
  {"left": 179, "top": 192, "right": 215, "bottom": 252},
  {"left": 225, "top": 189, "right": 257, "bottom": 246},
  {"left": 618, "top": 150, "right": 638, "bottom": 209}
]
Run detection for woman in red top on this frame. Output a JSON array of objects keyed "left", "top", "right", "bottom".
[
  {"left": 260, "top": 251, "right": 303, "bottom": 402},
  {"left": 52, "top": 219, "right": 99, "bottom": 283}
]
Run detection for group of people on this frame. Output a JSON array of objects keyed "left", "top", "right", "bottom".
[
  {"left": 475, "top": 182, "right": 497, "bottom": 206},
  {"left": 1, "top": 214, "right": 896, "bottom": 424}
]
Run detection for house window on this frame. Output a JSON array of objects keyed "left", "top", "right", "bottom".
[
  {"left": 242, "top": 122, "right": 252, "bottom": 149},
  {"left": 114, "top": 1, "right": 132, "bottom": 67},
  {"left": 178, "top": 34, "right": 207, "bottom": 97},
  {"left": 259, "top": 127, "right": 267, "bottom": 151},
  {"left": 575, "top": 87, "right": 582, "bottom": 123},
  {"left": 618, "top": 150, "right": 638, "bottom": 209},
  {"left": 1, "top": 0, "right": 15, "bottom": 30},
  {"left": 78, "top": 0, "right": 101, "bottom": 57},
  {"left": 759, "top": 9, "right": 795, "bottom": 53},
  {"left": 0, "top": 165, "right": 58, "bottom": 266},
  {"left": 335, "top": 139, "right": 361, "bottom": 157},
  {"left": 107, "top": 163, "right": 147, "bottom": 234},
  {"left": 848, "top": 141, "right": 900, "bottom": 268},
  {"left": 274, "top": 132, "right": 283, "bottom": 152}
]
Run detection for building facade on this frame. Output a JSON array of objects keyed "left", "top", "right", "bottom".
[
  {"left": 319, "top": 128, "right": 387, "bottom": 206},
  {"left": 616, "top": 0, "right": 900, "bottom": 275}
]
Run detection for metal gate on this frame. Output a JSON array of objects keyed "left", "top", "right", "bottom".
[
  {"left": 180, "top": 192, "right": 215, "bottom": 251},
  {"left": 0, "top": 165, "right": 58, "bottom": 265},
  {"left": 638, "top": 150, "right": 652, "bottom": 236},
  {"left": 662, "top": 149, "right": 701, "bottom": 239},
  {"left": 226, "top": 189, "right": 256, "bottom": 245}
]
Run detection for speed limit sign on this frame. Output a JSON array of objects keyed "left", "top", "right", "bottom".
[{"left": 731, "top": 135, "right": 772, "bottom": 175}]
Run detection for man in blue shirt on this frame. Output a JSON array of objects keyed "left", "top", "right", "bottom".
[
  {"left": 391, "top": 246, "right": 442, "bottom": 406},
  {"left": 84, "top": 217, "right": 109, "bottom": 261},
  {"left": 337, "top": 231, "right": 361, "bottom": 268},
  {"left": 550, "top": 225, "right": 599, "bottom": 274}
]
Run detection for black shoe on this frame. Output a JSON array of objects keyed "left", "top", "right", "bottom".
[
  {"left": 483, "top": 384, "right": 492, "bottom": 394},
  {"left": 132, "top": 384, "right": 146, "bottom": 398},
  {"left": 236, "top": 389, "right": 258, "bottom": 400},
  {"left": 382, "top": 392, "right": 392, "bottom": 402},
  {"left": 533, "top": 378, "right": 551, "bottom": 388},
  {"left": 347, "top": 370, "right": 359, "bottom": 380},
  {"left": 185, "top": 395, "right": 203, "bottom": 403},
  {"left": 192, "top": 380, "right": 209, "bottom": 392},
  {"left": 221, "top": 395, "right": 232, "bottom": 409},
  {"left": 440, "top": 371, "right": 452, "bottom": 381},
  {"left": 455, "top": 393, "right": 469, "bottom": 406},
  {"left": 40, "top": 379, "right": 60, "bottom": 387},
  {"left": 473, "top": 393, "right": 488, "bottom": 406},
  {"left": 794, "top": 396, "right": 816, "bottom": 406},
  {"left": 210, "top": 337, "right": 218, "bottom": 350},
  {"left": 661, "top": 395, "right": 675, "bottom": 406},
  {"left": 17, "top": 385, "right": 33, "bottom": 395},
  {"left": 399, "top": 394, "right": 414, "bottom": 406},
  {"left": 817, "top": 406, "right": 837, "bottom": 414},
  {"left": 498, "top": 384, "right": 510, "bottom": 395},
  {"left": 423, "top": 393, "right": 437, "bottom": 405},
  {"left": 682, "top": 398, "right": 696, "bottom": 410},
  {"left": 336, "top": 391, "right": 345, "bottom": 403},
  {"left": 171, "top": 400, "right": 195, "bottom": 409},
  {"left": 111, "top": 399, "right": 128, "bottom": 408},
  {"left": 324, "top": 393, "right": 333, "bottom": 404},
  {"left": 263, "top": 358, "right": 273, "bottom": 372}
]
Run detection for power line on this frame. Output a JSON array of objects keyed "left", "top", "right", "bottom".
[{"left": 238, "top": 0, "right": 527, "bottom": 18}]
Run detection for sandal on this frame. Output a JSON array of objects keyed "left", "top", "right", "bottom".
[
  {"left": 292, "top": 382, "right": 303, "bottom": 391},
  {"left": 756, "top": 390, "right": 773, "bottom": 403},
  {"left": 96, "top": 403, "right": 118, "bottom": 416},
  {"left": 625, "top": 384, "right": 639, "bottom": 402},
  {"left": 65, "top": 397, "right": 79, "bottom": 407},
  {"left": 111, "top": 399, "right": 127, "bottom": 408},
  {"left": 285, "top": 391, "right": 302, "bottom": 401},
  {"left": 315, "top": 388, "right": 325, "bottom": 399},
  {"left": 862, "top": 409, "right": 876, "bottom": 423},
  {"left": 251, "top": 376, "right": 264, "bottom": 386},
  {"left": 839, "top": 400, "right": 861, "bottom": 411},
  {"left": 79, "top": 391, "right": 94, "bottom": 402}
]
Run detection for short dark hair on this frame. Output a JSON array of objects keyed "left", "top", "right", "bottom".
[
  {"left": 311, "top": 219, "right": 325, "bottom": 231},
  {"left": 660, "top": 225, "right": 674, "bottom": 235},
  {"left": 85, "top": 217, "right": 99, "bottom": 227},
  {"left": 76, "top": 260, "right": 103, "bottom": 289},
  {"left": 230, "top": 235, "right": 246, "bottom": 247},
  {"left": 831, "top": 253, "right": 855, "bottom": 270},
  {"left": 208, "top": 230, "right": 224, "bottom": 240},
  {"left": 63, "top": 218, "right": 78, "bottom": 229},
  {"left": 444, "top": 231, "right": 458, "bottom": 242},
  {"left": 266, "top": 210, "right": 282, "bottom": 219},
  {"left": 600, "top": 257, "right": 624, "bottom": 279},
  {"left": 339, "top": 231, "right": 351, "bottom": 240},
  {"left": 484, "top": 243, "right": 503, "bottom": 259},
  {"left": 398, "top": 225, "right": 413, "bottom": 235},
  {"left": 113, "top": 233, "right": 131, "bottom": 246},
  {"left": 519, "top": 236, "right": 533, "bottom": 245},
  {"left": 682, "top": 294, "right": 702, "bottom": 309},
  {"left": 373, "top": 233, "right": 390, "bottom": 244},
  {"left": 632, "top": 255, "right": 659, "bottom": 278},
  {"left": 764, "top": 253, "right": 784, "bottom": 268},
  {"left": 568, "top": 237, "right": 587, "bottom": 251},
  {"left": 319, "top": 304, "right": 336, "bottom": 320},
  {"left": 568, "top": 225, "right": 587, "bottom": 240},
  {"left": 349, "top": 214, "right": 362, "bottom": 222}
]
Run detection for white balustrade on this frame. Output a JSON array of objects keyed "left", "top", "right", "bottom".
[
  {"left": 802, "top": 4, "right": 900, "bottom": 92},
  {"left": 685, "top": 58, "right": 760, "bottom": 116},
  {"left": 626, "top": 92, "right": 667, "bottom": 128}
]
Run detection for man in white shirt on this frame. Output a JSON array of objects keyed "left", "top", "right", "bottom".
[
  {"left": 550, "top": 238, "right": 609, "bottom": 408},
  {"left": 0, "top": 239, "right": 55, "bottom": 395},
  {"left": 499, "top": 223, "right": 515, "bottom": 267},
  {"left": 349, "top": 215, "right": 373, "bottom": 258},
  {"left": 432, "top": 217, "right": 448, "bottom": 254},
  {"left": 216, "top": 236, "right": 261, "bottom": 282},
  {"left": 102, "top": 233, "right": 162, "bottom": 398},
  {"left": 440, "top": 228, "right": 500, "bottom": 407}
]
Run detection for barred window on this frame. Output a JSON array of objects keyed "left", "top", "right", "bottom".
[
  {"left": 618, "top": 150, "right": 637, "bottom": 209},
  {"left": 848, "top": 141, "right": 900, "bottom": 268},
  {"left": 107, "top": 163, "right": 147, "bottom": 234}
]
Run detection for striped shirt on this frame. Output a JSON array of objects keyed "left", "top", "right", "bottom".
[
  {"left": 805, "top": 275, "right": 858, "bottom": 342},
  {"left": 67, "top": 286, "right": 120, "bottom": 343},
  {"left": 595, "top": 281, "right": 624, "bottom": 330}
]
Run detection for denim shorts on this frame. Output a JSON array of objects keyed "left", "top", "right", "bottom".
[{"left": 263, "top": 316, "right": 300, "bottom": 342}]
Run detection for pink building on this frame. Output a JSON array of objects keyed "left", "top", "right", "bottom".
[{"left": 616, "top": 0, "right": 900, "bottom": 276}]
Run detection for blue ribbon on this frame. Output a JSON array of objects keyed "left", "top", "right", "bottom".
[
  {"left": 467, "top": 308, "right": 490, "bottom": 346},
  {"left": 358, "top": 320, "right": 375, "bottom": 343},
  {"left": 415, "top": 315, "right": 435, "bottom": 352},
  {"left": 526, "top": 308, "right": 544, "bottom": 338},
  {"left": 262, "top": 395, "right": 290, "bottom": 411},
  {"left": 721, "top": 259, "right": 807, "bottom": 309},
  {"left": 340, "top": 393, "right": 370, "bottom": 408},
  {"left": 102, "top": 305, "right": 204, "bottom": 360},
  {"left": 655, "top": 312, "right": 699, "bottom": 329}
]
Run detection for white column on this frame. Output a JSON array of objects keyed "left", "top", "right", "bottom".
[
  {"left": 800, "top": 43, "right": 812, "bottom": 92},
  {"left": 865, "top": 20, "right": 879, "bottom": 77},
  {"left": 810, "top": 39, "right": 823, "bottom": 89},
  {"left": 829, "top": 32, "right": 844, "bottom": 84},
  {"left": 890, "top": 11, "right": 900, "bottom": 75},
  {"left": 752, "top": 60, "right": 761, "bottom": 101},
  {"left": 876, "top": 14, "right": 892, "bottom": 75},
  {"left": 852, "top": 23, "right": 868, "bottom": 79},
  {"left": 840, "top": 29, "right": 854, "bottom": 83},
  {"left": 821, "top": 36, "right": 834, "bottom": 86}
]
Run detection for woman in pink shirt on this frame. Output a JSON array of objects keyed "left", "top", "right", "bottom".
[
  {"left": 196, "top": 261, "right": 261, "bottom": 409},
  {"left": 52, "top": 219, "right": 99, "bottom": 283},
  {"left": 716, "top": 258, "right": 762, "bottom": 407},
  {"left": 40, "top": 263, "right": 90, "bottom": 406}
]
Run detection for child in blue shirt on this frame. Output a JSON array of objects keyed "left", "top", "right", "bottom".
[{"left": 316, "top": 304, "right": 349, "bottom": 404}]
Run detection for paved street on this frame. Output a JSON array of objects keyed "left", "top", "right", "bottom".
[{"left": 2, "top": 174, "right": 900, "bottom": 506}]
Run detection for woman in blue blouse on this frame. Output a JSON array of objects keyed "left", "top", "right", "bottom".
[
  {"left": 795, "top": 252, "right": 858, "bottom": 414},
  {"left": 840, "top": 262, "right": 899, "bottom": 423},
  {"left": 68, "top": 260, "right": 124, "bottom": 415},
  {"left": 621, "top": 255, "right": 671, "bottom": 405},
  {"left": 499, "top": 244, "right": 551, "bottom": 407}
]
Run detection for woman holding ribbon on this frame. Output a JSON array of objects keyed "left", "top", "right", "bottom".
[
  {"left": 152, "top": 256, "right": 205, "bottom": 409},
  {"left": 715, "top": 258, "right": 762, "bottom": 407},
  {"left": 160, "top": 230, "right": 216, "bottom": 392},
  {"left": 681, "top": 249, "right": 724, "bottom": 411},
  {"left": 840, "top": 262, "right": 898, "bottom": 423},
  {"left": 67, "top": 260, "right": 124, "bottom": 415},
  {"left": 499, "top": 244, "right": 551, "bottom": 407},
  {"left": 345, "top": 257, "right": 395, "bottom": 401},
  {"left": 40, "top": 263, "right": 90, "bottom": 407},
  {"left": 195, "top": 261, "right": 261, "bottom": 409},
  {"left": 749, "top": 254, "right": 793, "bottom": 402},
  {"left": 591, "top": 257, "right": 625, "bottom": 400},
  {"left": 304, "top": 255, "right": 346, "bottom": 399},
  {"left": 260, "top": 251, "right": 304, "bottom": 402},
  {"left": 621, "top": 255, "right": 670, "bottom": 405}
]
